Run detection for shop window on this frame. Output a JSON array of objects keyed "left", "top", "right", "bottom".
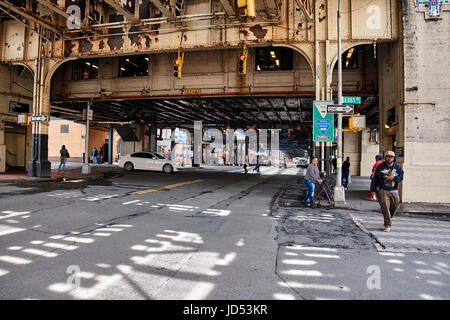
[
  {"left": 60, "top": 124, "right": 69, "bottom": 133},
  {"left": 72, "top": 59, "right": 99, "bottom": 80},
  {"left": 255, "top": 47, "right": 293, "bottom": 71},
  {"left": 119, "top": 55, "right": 149, "bottom": 77}
]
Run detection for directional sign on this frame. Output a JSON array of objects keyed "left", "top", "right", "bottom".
[
  {"left": 313, "top": 101, "right": 334, "bottom": 142},
  {"left": 342, "top": 96, "right": 361, "bottom": 104},
  {"left": 30, "top": 115, "right": 48, "bottom": 122},
  {"left": 327, "top": 104, "right": 354, "bottom": 114}
]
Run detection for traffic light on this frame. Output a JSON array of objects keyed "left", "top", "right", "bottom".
[
  {"left": 238, "top": 45, "right": 248, "bottom": 75},
  {"left": 173, "top": 50, "right": 184, "bottom": 79},
  {"left": 237, "top": 0, "right": 256, "bottom": 18}
]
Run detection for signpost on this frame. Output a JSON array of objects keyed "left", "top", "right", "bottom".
[
  {"left": 30, "top": 115, "right": 48, "bottom": 122},
  {"left": 327, "top": 104, "right": 354, "bottom": 114},
  {"left": 342, "top": 96, "right": 361, "bottom": 104},
  {"left": 313, "top": 101, "right": 334, "bottom": 142}
]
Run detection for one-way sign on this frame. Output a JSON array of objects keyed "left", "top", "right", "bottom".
[
  {"left": 30, "top": 115, "right": 48, "bottom": 122},
  {"left": 327, "top": 104, "right": 354, "bottom": 114}
]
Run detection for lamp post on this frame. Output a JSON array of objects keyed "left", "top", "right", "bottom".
[{"left": 334, "top": 0, "right": 345, "bottom": 202}]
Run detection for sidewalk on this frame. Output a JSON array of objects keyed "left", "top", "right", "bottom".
[
  {"left": 341, "top": 176, "right": 450, "bottom": 216},
  {"left": 0, "top": 162, "right": 120, "bottom": 183}
]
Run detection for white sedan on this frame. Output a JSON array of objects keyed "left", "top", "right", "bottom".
[{"left": 118, "top": 152, "right": 183, "bottom": 173}]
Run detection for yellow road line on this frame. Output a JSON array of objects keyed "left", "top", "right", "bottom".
[{"left": 131, "top": 179, "right": 205, "bottom": 195}]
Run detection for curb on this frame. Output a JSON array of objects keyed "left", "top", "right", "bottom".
[{"left": 0, "top": 173, "right": 105, "bottom": 184}]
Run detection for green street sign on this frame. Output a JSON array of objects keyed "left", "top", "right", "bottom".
[
  {"left": 313, "top": 101, "right": 334, "bottom": 142},
  {"left": 342, "top": 96, "right": 361, "bottom": 104}
]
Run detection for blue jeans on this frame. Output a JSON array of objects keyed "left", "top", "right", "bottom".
[
  {"left": 303, "top": 179, "right": 315, "bottom": 204},
  {"left": 93, "top": 156, "right": 97, "bottom": 164},
  {"left": 58, "top": 158, "right": 67, "bottom": 170},
  {"left": 342, "top": 171, "right": 350, "bottom": 187}
]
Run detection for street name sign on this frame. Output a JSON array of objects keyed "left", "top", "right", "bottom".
[
  {"left": 30, "top": 115, "right": 48, "bottom": 122},
  {"left": 313, "top": 101, "right": 334, "bottom": 142},
  {"left": 327, "top": 104, "right": 354, "bottom": 114},
  {"left": 342, "top": 96, "right": 361, "bottom": 104}
]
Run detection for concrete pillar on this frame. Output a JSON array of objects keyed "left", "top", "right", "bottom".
[
  {"left": 28, "top": 45, "right": 52, "bottom": 178},
  {"left": 0, "top": 126, "right": 5, "bottom": 173},
  {"left": 108, "top": 125, "right": 113, "bottom": 164},
  {"left": 359, "top": 129, "right": 379, "bottom": 176},
  {"left": 149, "top": 124, "right": 157, "bottom": 152}
]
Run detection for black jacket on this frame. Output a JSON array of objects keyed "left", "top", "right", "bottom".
[{"left": 371, "top": 161, "right": 404, "bottom": 192}]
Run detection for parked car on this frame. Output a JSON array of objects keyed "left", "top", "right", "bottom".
[{"left": 118, "top": 152, "right": 183, "bottom": 173}]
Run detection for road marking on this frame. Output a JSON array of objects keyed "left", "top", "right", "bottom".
[
  {"left": 122, "top": 200, "right": 141, "bottom": 205},
  {"left": 131, "top": 179, "right": 205, "bottom": 195}
]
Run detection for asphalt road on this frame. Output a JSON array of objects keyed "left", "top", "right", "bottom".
[{"left": 0, "top": 166, "right": 449, "bottom": 300}]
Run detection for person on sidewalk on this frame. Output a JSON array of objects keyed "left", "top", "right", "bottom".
[
  {"left": 332, "top": 156, "right": 337, "bottom": 174},
  {"left": 368, "top": 154, "right": 383, "bottom": 200},
  {"left": 371, "top": 151, "right": 404, "bottom": 232},
  {"left": 302, "top": 157, "right": 322, "bottom": 207},
  {"left": 243, "top": 154, "right": 249, "bottom": 174},
  {"left": 92, "top": 147, "right": 98, "bottom": 164},
  {"left": 58, "top": 145, "right": 70, "bottom": 171},
  {"left": 99, "top": 148, "right": 103, "bottom": 164},
  {"left": 342, "top": 157, "right": 351, "bottom": 189},
  {"left": 252, "top": 155, "right": 261, "bottom": 173}
]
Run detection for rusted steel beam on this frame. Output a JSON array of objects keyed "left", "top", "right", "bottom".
[
  {"left": 218, "top": 0, "right": 235, "bottom": 17},
  {"left": 294, "top": 0, "right": 313, "bottom": 21},
  {"left": 104, "top": 0, "right": 139, "bottom": 24},
  {"left": 0, "top": 0, "right": 60, "bottom": 34},
  {"left": 146, "top": 0, "right": 176, "bottom": 22},
  {"left": 34, "top": 0, "right": 97, "bottom": 34},
  {"left": 104, "top": 0, "right": 152, "bottom": 31}
]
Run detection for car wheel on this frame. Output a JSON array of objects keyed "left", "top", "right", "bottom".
[
  {"left": 163, "top": 164, "right": 173, "bottom": 174},
  {"left": 124, "top": 162, "right": 134, "bottom": 172}
]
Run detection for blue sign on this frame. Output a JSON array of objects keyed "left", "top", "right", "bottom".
[
  {"left": 416, "top": 0, "right": 449, "bottom": 16},
  {"left": 315, "top": 119, "right": 331, "bottom": 136}
]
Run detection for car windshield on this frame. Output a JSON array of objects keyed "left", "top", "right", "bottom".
[{"left": 297, "top": 150, "right": 308, "bottom": 158}]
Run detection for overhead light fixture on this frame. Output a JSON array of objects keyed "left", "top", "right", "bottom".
[
  {"left": 384, "top": 124, "right": 390, "bottom": 129},
  {"left": 120, "top": 67, "right": 126, "bottom": 71},
  {"left": 270, "top": 51, "right": 276, "bottom": 58},
  {"left": 275, "top": 59, "right": 280, "bottom": 66},
  {"left": 85, "top": 62, "right": 91, "bottom": 65},
  {"left": 92, "top": 65, "right": 98, "bottom": 69},
  {"left": 125, "top": 58, "right": 130, "bottom": 62},
  {"left": 257, "top": 65, "right": 261, "bottom": 71},
  {"left": 145, "top": 57, "right": 149, "bottom": 61}
]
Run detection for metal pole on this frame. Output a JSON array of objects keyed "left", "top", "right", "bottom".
[
  {"left": 334, "top": 0, "right": 345, "bottom": 201},
  {"left": 108, "top": 125, "right": 113, "bottom": 165},
  {"left": 82, "top": 101, "right": 91, "bottom": 174}
]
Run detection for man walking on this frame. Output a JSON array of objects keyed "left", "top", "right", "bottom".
[
  {"left": 371, "top": 151, "right": 404, "bottom": 232},
  {"left": 342, "top": 156, "right": 351, "bottom": 189},
  {"left": 243, "top": 154, "right": 249, "bottom": 174}
]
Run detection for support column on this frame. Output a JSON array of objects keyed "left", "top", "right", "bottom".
[
  {"left": 27, "top": 32, "right": 51, "bottom": 178},
  {"left": 193, "top": 121, "right": 202, "bottom": 167},
  {"left": 149, "top": 124, "right": 157, "bottom": 152},
  {"left": 108, "top": 125, "right": 113, "bottom": 164},
  {"left": 0, "top": 126, "right": 5, "bottom": 173}
]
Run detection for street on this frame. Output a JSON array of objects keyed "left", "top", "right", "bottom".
[{"left": 0, "top": 166, "right": 448, "bottom": 300}]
